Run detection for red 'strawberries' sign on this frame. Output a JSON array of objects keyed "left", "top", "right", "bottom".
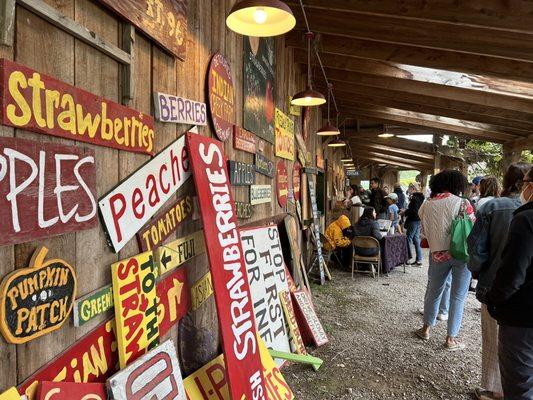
[
  {"left": 186, "top": 133, "right": 267, "bottom": 400},
  {"left": 99, "top": 132, "right": 193, "bottom": 253},
  {"left": 0, "top": 59, "right": 154, "bottom": 155},
  {"left": 0, "top": 137, "right": 97, "bottom": 246}
]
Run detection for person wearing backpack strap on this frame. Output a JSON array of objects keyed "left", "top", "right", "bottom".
[{"left": 415, "top": 170, "right": 474, "bottom": 351}]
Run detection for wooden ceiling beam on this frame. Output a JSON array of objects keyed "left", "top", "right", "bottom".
[
  {"left": 290, "top": 8, "right": 533, "bottom": 62},
  {"left": 286, "top": 0, "right": 533, "bottom": 33},
  {"left": 349, "top": 141, "right": 435, "bottom": 161},
  {"left": 512, "top": 135, "right": 533, "bottom": 152},
  {"left": 353, "top": 154, "right": 424, "bottom": 170},
  {"left": 346, "top": 134, "right": 436, "bottom": 154},
  {"left": 286, "top": 32, "right": 533, "bottom": 83},
  {"left": 352, "top": 149, "right": 434, "bottom": 167}
]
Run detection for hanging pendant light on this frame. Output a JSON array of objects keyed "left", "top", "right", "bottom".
[
  {"left": 378, "top": 126, "right": 394, "bottom": 138},
  {"left": 327, "top": 114, "right": 346, "bottom": 147},
  {"left": 226, "top": 0, "right": 296, "bottom": 37},
  {"left": 291, "top": 32, "right": 326, "bottom": 107},
  {"left": 317, "top": 84, "right": 340, "bottom": 136}
]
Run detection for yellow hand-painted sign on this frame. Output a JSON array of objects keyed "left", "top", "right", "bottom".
[
  {"left": 157, "top": 230, "right": 206, "bottom": 275},
  {"left": 190, "top": 272, "right": 213, "bottom": 311}
]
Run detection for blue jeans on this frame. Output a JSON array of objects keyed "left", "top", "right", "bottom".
[
  {"left": 439, "top": 274, "right": 451, "bottom": 315},
  {"left": 405, "top": 220, "right": 423, "bottom": 262},
  {"left": 423, "top": 257, "right": 471, "bottom": 337}
]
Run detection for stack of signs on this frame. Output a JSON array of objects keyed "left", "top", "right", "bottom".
[
  {"left": 292, "top": 290, "right": 328, "bottom": 347},
  {"left": 279, "top": 291, "right": 307, "bottom": 356},
  {"left": 306, "top": 174, "right": 326, "bottom": 285},
  {"left": 240, "top": 226, "right": 291, "bottom": 363},
  {"left": 184, "top": 335, "right": 294, "bottom": 400},
  {"left": 37, "top": 382, "right": 106, "bottom": 400},
  {"left": 111, "top": 251, "right": 159, "bottom": 368},
  {"left": 0, "top": 247, "right": 76, "bottom": 344},
  {"left": 186, "top": 133, "right": 267, "bottom": 400},
  {"left": 107, "top": 340, "right": 186, "bottom": 400}
]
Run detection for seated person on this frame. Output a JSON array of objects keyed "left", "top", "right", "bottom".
[
  {"left": 385, "top": 193, "right": 402, "bottom": 234},
  {"left": 353, "top": 207, "right": 383, "bottom": 257},
  {"left": 323, "top": 214, "right": 354, "bottom": 268}
]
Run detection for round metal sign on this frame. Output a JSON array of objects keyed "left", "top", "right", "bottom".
[
  {"left": 207, "top": 52, "right": 235, "bottom": 141},
  {"left": 276, "top": 160, "right": 289, "bottom": 207}
]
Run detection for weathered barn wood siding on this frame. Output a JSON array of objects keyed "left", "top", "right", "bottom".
[{"left": 0, "top": 0, "right": 337, "bottom": 389}]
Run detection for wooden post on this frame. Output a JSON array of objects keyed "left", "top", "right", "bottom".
[
  {"left": 502, "top": 142, "right": 522, "bottom": 173},
  {"left": 0, "top": 0, "right": 15, "bottom": 46},
  {"left": 121, "top": 23, "right": 135, "bottom": 105}
]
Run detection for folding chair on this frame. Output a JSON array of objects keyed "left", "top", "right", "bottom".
[{"left": 352, "top": 236, "right": 382, "bottom": 280}]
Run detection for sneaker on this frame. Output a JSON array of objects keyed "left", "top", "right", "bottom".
[
  {"left": 437, "top": 313, "right": 448, "bottom": 321},
  {"left": 418, "top": 307, "right": 424, "bottom": 316},
  {"left": 415, "top": 261, "right": 423, "bottom": 266},
  {"left": 444, "top": 340, "right": 465, "bottom": 351}
]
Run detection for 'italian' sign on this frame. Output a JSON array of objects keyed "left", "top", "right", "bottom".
[
  {"left": 207, "top": 53, "right": 235, "bottom": 141},
  {"left": 99, "top": 132, "right": 193, "bottom": 253},
  {"left": 0, "top": 59, "right": 154, "bottom": 154},
  {"left": 111, "top": 251, "right": 159, "bottom": 368},
  {"left": 274, "top": 108, "right": 295, "bottom": 160},
  {"left": 186, "top": 132, "right": 268, "bottom": 400}
]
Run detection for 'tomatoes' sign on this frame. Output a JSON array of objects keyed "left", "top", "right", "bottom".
[{"left": 186, "top": 133, "right": 267, "bottom": 400}]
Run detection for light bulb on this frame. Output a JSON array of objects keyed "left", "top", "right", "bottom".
[{"left": 253, "top": 8, "right": 268, "bottom": 24}]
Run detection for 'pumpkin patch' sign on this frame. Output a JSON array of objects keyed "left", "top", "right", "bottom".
[{"left": 0, "top": 246, "right": 76, "bottom": 344}]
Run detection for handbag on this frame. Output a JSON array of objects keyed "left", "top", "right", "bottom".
[{"left": 450, "top": 200, "right": 474, "bottom": 261}]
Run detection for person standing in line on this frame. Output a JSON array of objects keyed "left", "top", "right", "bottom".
[
  {"left": 468, "top": 164, "right": 530, "bottom": 400},
  {"left": 476, "top": 176, "right": 501, "bottom": 210},
  {"left": 386, "top": 193, "right": 402, "bottom": 234},
  {"left": 369, "top": 177, "right": 387, "bottom": 219},
  {"left": 405, "top": 190, "right": 425, "bottom": 266},
  {"left": 414, "top": 170, "right": 474, "bottom": 351},
  {"left": 470, "top": 176, "right": 482, "bottom": 207},
  {"left": 487, "top": 166, "right": 533, "bottom": 400}
]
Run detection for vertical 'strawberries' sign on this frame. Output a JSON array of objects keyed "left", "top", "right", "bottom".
[
  {"left": 73, "top": 284, "right": 113, "bottom": 327},
  {"left": 190, "top": 272, "right": 213, "bottom": 311},
  {"left": 0, "top": 137, "right": 97, "bottom": 246},
  {"left": 292, "top": 290, "right": 328, "bottom": 347},
  {"left": 207, "top": 53, "right": 235, "bottom": 141},
  {"left": 186, "top": 133, "right": 268, "bottom": 400},
  {"left": 37, "top": 381, "right": 106, "bottom": 400},
  {"left": 255, "top": 153, "right": 274, "bottom": 178},
  {"left": 18, "top": 318, "right": 118, "bottom": 400},
  {"left": 156, "top": 230, "right": 206, "bottom": 275},
  {"left": 156, "top": 267, "right": 190, "bottom": 337},
  {"left": 292, "top": 162, "right": 301, "bottom": 201},
  {"left": 274, "top": 108, "right": 294, "bottom": 160},
  {"left": 250, "top": 184, "right": 272, "bottom": 205},
  {"left": 240, "top": 226, "right": 291, "bottom": 362},
  {"left": 279, "top": 291, "right": 307, "bottom": 355},
  {"left": 233, "top": 125, "right": 256, "bottom": 153},
  {"left": 136, "top": 193, "right": 194, "bottom": 252},
  {"left": 154, "top": 92, "right": 207, "bottom": 125},
  {"left": 228, "top": 160, "right": 256, "bottom": 186},
  {"left": 183, "top": 335, "right": 294, "bottom": 400},
  {"left": 107, "top": 340, "right": 186, "bottom": 400},
  {"left": 99, "top": 132, "right": 193, "bottom": 253},
  {"left": 98, "top": 0, "right": 188, "bottom": 60},
  {"left": 276, "top": 161, "right": 289, "bottom": 207},
  {"left": 111, "top": 251, "right": 159, "bottom": 368},
  {"left": 0, "top": 247, "right": 76, "bottom": 344},
  {"left": 0, "top": 59, "right": 154, "bottom": 154}
]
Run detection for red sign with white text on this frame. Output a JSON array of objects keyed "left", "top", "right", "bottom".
[
  {"left": 157, "top": 267, "right": 191, "bottom": 337},
  {"left": 37, "top": 381, "right": 106, "bottom": 400},
  {"left": 186, "top": 133, "right": 267, "bottom": 400},
  {"left": 276, "top": 161, "right": 288, "bottom": 207}
]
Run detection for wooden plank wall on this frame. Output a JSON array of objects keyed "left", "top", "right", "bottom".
[{"left": 0, "top": 0, "right": 340, "bottom": 388}]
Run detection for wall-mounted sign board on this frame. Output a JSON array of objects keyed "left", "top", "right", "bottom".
[
  {"left": 250, "top": 184, "right": 272, "bottom": 205},
  {"left": 183, "top": 335, "right": 294, "bottom": 400},
  {"left": 111, "top": 251, "right": 159, "bottom": 369},
  {"left": 0, "top": 59, "right": 154, "bottom": 154},
  {"left": 107, "top": 340, "right": 186, "bottom": 400},
  {"left": 186, "top": 133, "right": 267, "bottom": 400},
  {"left": 243, "top": 37, "right": 276, "bottom": 144},
  {"left": 240, "top": 226, "right": 291, "bottom": 361},
  {"left": 37, "top": 381, "right": 107, "bottom": 400},
  {"left": 0, "top": 137, "right": 97, "bottom": 246},
  {"left": 233, "top": 125, "right": 256, "bottom": 153},
  {"left": 292, "top": 290, "right": 329, "bottom": 347},
  {"left": 157, "top": 267, "right": 190, "bottom": 337},
  {"left": 136, "top": 193, "right": 194, "bottom": 252},
  {"left": 235, "top": 201, "right": 253, "bottom": 219},
  {"left": 99, "top": 0, "right": 188, "bottom": 60},
  {"left": 154, "top": 92, "right": 206, "bottom": 125},
  {"left": 0, "top": 247, "right": 76, "bottom": 344},
  {"left": 18, "top": 318, "right": 118, "bottom": 400},
  {"left": 274, "top": 108, "right": 295, "bottom": 160},
  {"left": 73, "top": 284, "right": 113, "bottom": 327},
  {"left": 157, "top": 230, "right": 205, "bottom": 275},
  {"left": 276, "top": 160, "right": 289, "bottom": 207},
  {"left": 255, "top": 153, "right": 274, "bottom": 178},
  {"left": 207, "top": 53, "right": 235, "bottom": 142},
  {"left": 293, "top": 162, "right": 302, "bottom": 201},
  {"left": 228, "top": 160, "right": 255, "bottom": 186},
  {"left": 190, "top": 271, "right": 213, "bottom": 311},
  {"left": 279, "top": 290, "right": 307, "bottom": 356},
  {"left": 99, "top": 132, "right": 193, "bottom": 253},
  {"left": 0, "top": 387, "right": 21, "bottom": 400}
]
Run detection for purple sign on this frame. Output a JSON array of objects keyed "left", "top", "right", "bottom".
[{"left": 153, "top": 92, "right": 207, "bottom": 125}]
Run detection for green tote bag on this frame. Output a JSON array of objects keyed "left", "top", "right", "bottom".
[{"left": 450, "top": 200, "right": 474, "bottom": 262}]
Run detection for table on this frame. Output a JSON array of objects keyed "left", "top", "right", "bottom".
[{"left": 382, "top": 234, "right": 409, "bottom": 273}]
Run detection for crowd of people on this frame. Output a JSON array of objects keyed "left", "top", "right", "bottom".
[{"left": 323, "top": 163, "right": 533, "bottom": 400}]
